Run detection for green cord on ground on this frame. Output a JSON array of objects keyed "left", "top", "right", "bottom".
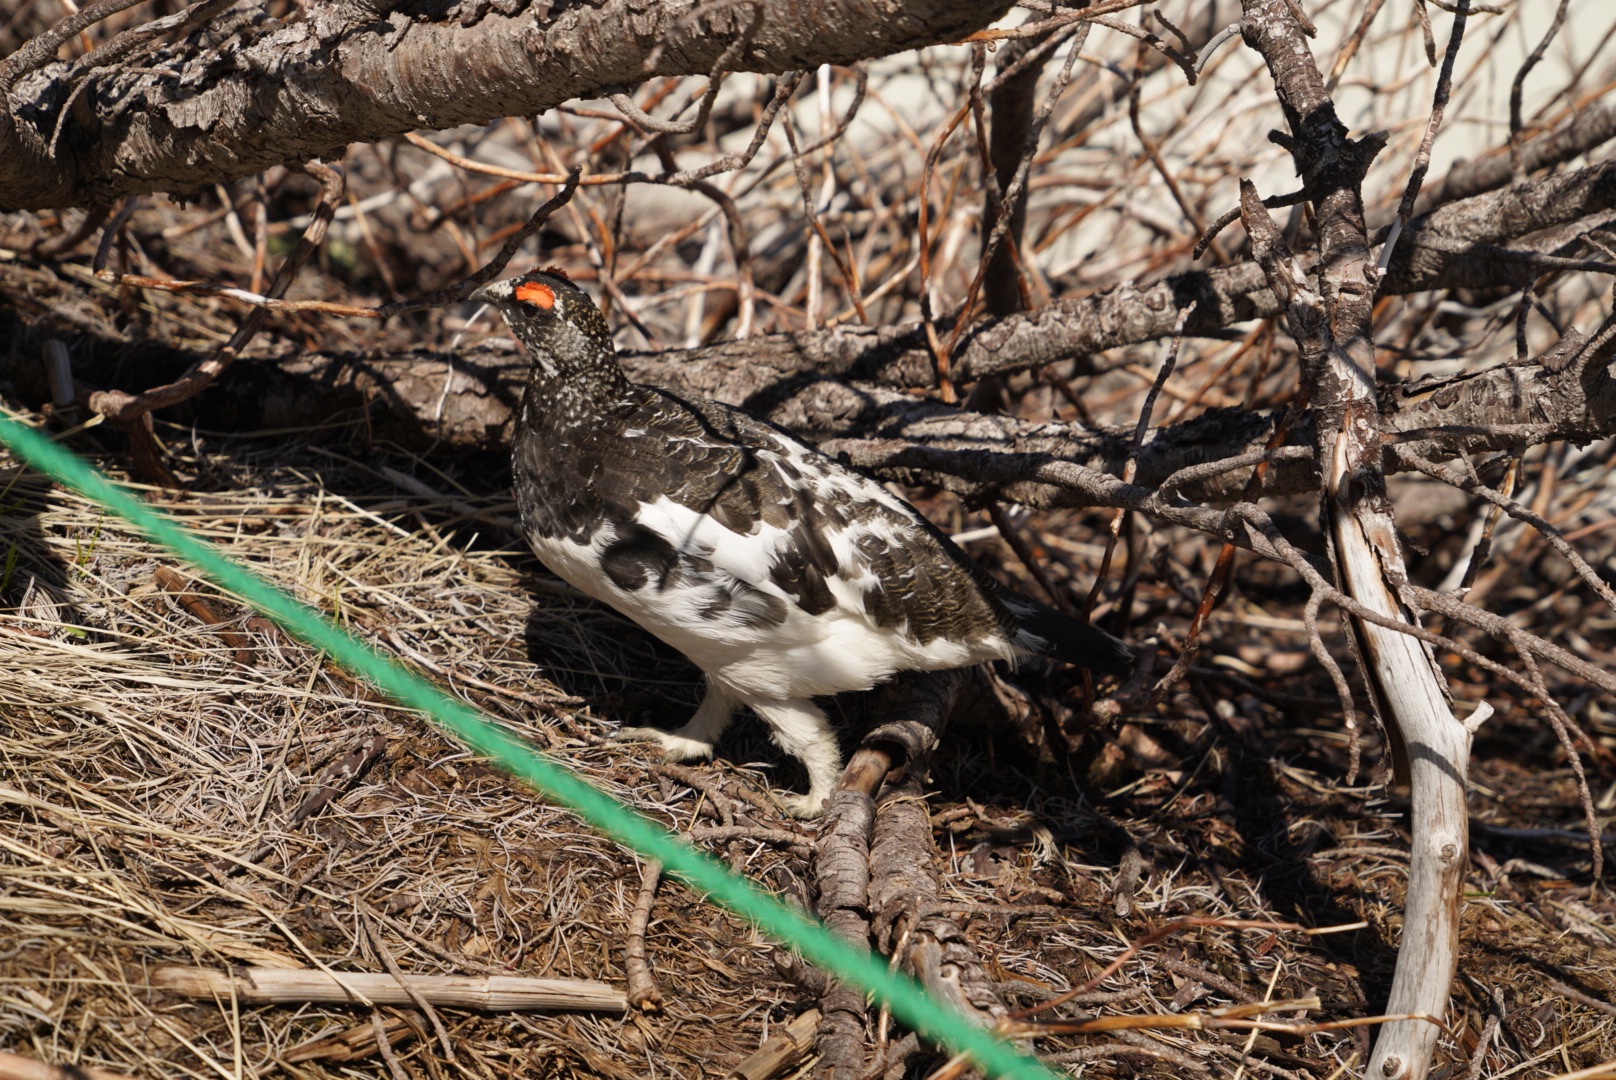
[{"left": 0, "top": 413, "right": 1064, "bottom": 1080}]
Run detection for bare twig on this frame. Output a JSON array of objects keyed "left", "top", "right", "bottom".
[
  {"left": 370, "top": 1012, "right": 411, "bottom": 1080},
  {"left": 1380, "top": 0, "right": 1469, "bottom": 274},
  {"left": 1508, "top": 0, "right": 1571, "bottom": 188},
  {"left": 0, "top": 0, "right": 149, "bottom": 91},
  {"left": 609, "top": 2, "right": 761, "bottom": 136},
  {"left": 625, "top": 859, "right": 665, "bottom": 1012},
  {"left": 360, "top": 908, "right": 458, "bottom": 1062},
  {"left": 87, "top": 162, "right": 347, "bottom": 426}
]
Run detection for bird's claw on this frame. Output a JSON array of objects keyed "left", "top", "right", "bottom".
[
  {"left": 614, "top": 725, "right": 714, "bottom": 762},
  {"left": 776, "top": 790, "right": 829, "bottom": 820}
]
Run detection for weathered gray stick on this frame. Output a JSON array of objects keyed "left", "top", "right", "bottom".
[{"left": 153, "top": 966, "right": 627, "bottom": 1012}]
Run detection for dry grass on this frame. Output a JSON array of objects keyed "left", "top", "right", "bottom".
[
  {"left": 0, "top": 426, "right": 1612, "bottom": 1078},
  {"left": 0, "top": 441, "right": 796, "bottom": 1078},
  {"left": 3, "top": 0, "right": 1616, "bottom": 1076}
]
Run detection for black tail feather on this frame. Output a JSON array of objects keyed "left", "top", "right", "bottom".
[{"left": 1011, "top": 599, "right": 1135, "bottom": 677}]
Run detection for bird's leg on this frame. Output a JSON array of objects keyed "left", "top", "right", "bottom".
[
  {"left": 750, "top": 698, "right": 843, "bottom": 819},
  {"left": 616, "top": 681, "right": 736, "bottom": 762}
]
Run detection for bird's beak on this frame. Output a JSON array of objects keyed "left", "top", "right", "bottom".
[{"left": 467, "top": 282, "right": 497, "bottom": 305}]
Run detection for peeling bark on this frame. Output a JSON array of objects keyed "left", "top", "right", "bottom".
[
  {"left": 1385, "top": 160, "right": 1616, "bottom": 290},
  {"left": 1239, "top": 3, "right": 1472, "bottom": 1078}
]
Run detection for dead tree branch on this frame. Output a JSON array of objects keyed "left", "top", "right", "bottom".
[
  {"left": 0, "top": 0, "right": 1010, "bottom": 210},
  {"left": 1238, "top": 2, "right": 1472, "bottom": 1077}
]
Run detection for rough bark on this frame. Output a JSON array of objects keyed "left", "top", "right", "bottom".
[
  {"left": 15, "top": 319, "right": 1614, "bottom": 514},
  {"left": 0, "top": 0, "right": 1012, "bottom": 210},
  {"left": 805, "top": 672, "right": 966, "bottom": 1078},
  {"left": 870, "top": 776, "right": 1005, "bottom": 1041},
  {"left": 981, "top": 30, "right": 1048, "bottom": 321},
  {"left": 1425, "top": 99, "right": 1616, "bottom": 207},
  {"left": 812, "top": 786, "right": 875, "bottom": 1080},
  {"left": 861, "top": 675, "right": 1000, "bottom": 1025},
  {"left": 6, "top": 148, "right": 1609, "bottom": 430},
  {"left": 1384, "top": 160, "right": 1616, "bottom": 290},
  {"left": 1239, "top": 4, "right": 1469, "bottom": 1078}
]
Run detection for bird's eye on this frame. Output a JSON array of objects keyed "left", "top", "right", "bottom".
[{"left": 515, "top": 282, "right": 556, "bottom": 309}]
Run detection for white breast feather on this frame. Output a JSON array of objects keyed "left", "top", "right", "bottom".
[{"left": 527, "top": 448, "right": 1018, "bottom": 704}]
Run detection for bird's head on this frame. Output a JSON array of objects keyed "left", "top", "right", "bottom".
[{"left": 471, "top": 267, "right": 619, "bottom": 381}]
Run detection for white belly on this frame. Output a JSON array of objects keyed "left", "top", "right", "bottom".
[{"left": 526, "top": 526, "right": 1009, "bottom": 703}]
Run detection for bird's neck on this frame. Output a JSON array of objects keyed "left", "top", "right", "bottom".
[{"left": 523, "top": 354, "right": 635, "bottom": 427}]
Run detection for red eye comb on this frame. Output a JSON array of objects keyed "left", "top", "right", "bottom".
[{"left": 515, "top": 281, "right": 556, "bottom": 308}]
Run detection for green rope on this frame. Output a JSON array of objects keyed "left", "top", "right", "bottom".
[{"left": 0, "top": 414, "right": 1063, "bottom": 1080}]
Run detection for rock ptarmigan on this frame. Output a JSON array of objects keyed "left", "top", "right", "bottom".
[{"left": 472, "top": 268, "right": 1134, "bottom": 817}]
